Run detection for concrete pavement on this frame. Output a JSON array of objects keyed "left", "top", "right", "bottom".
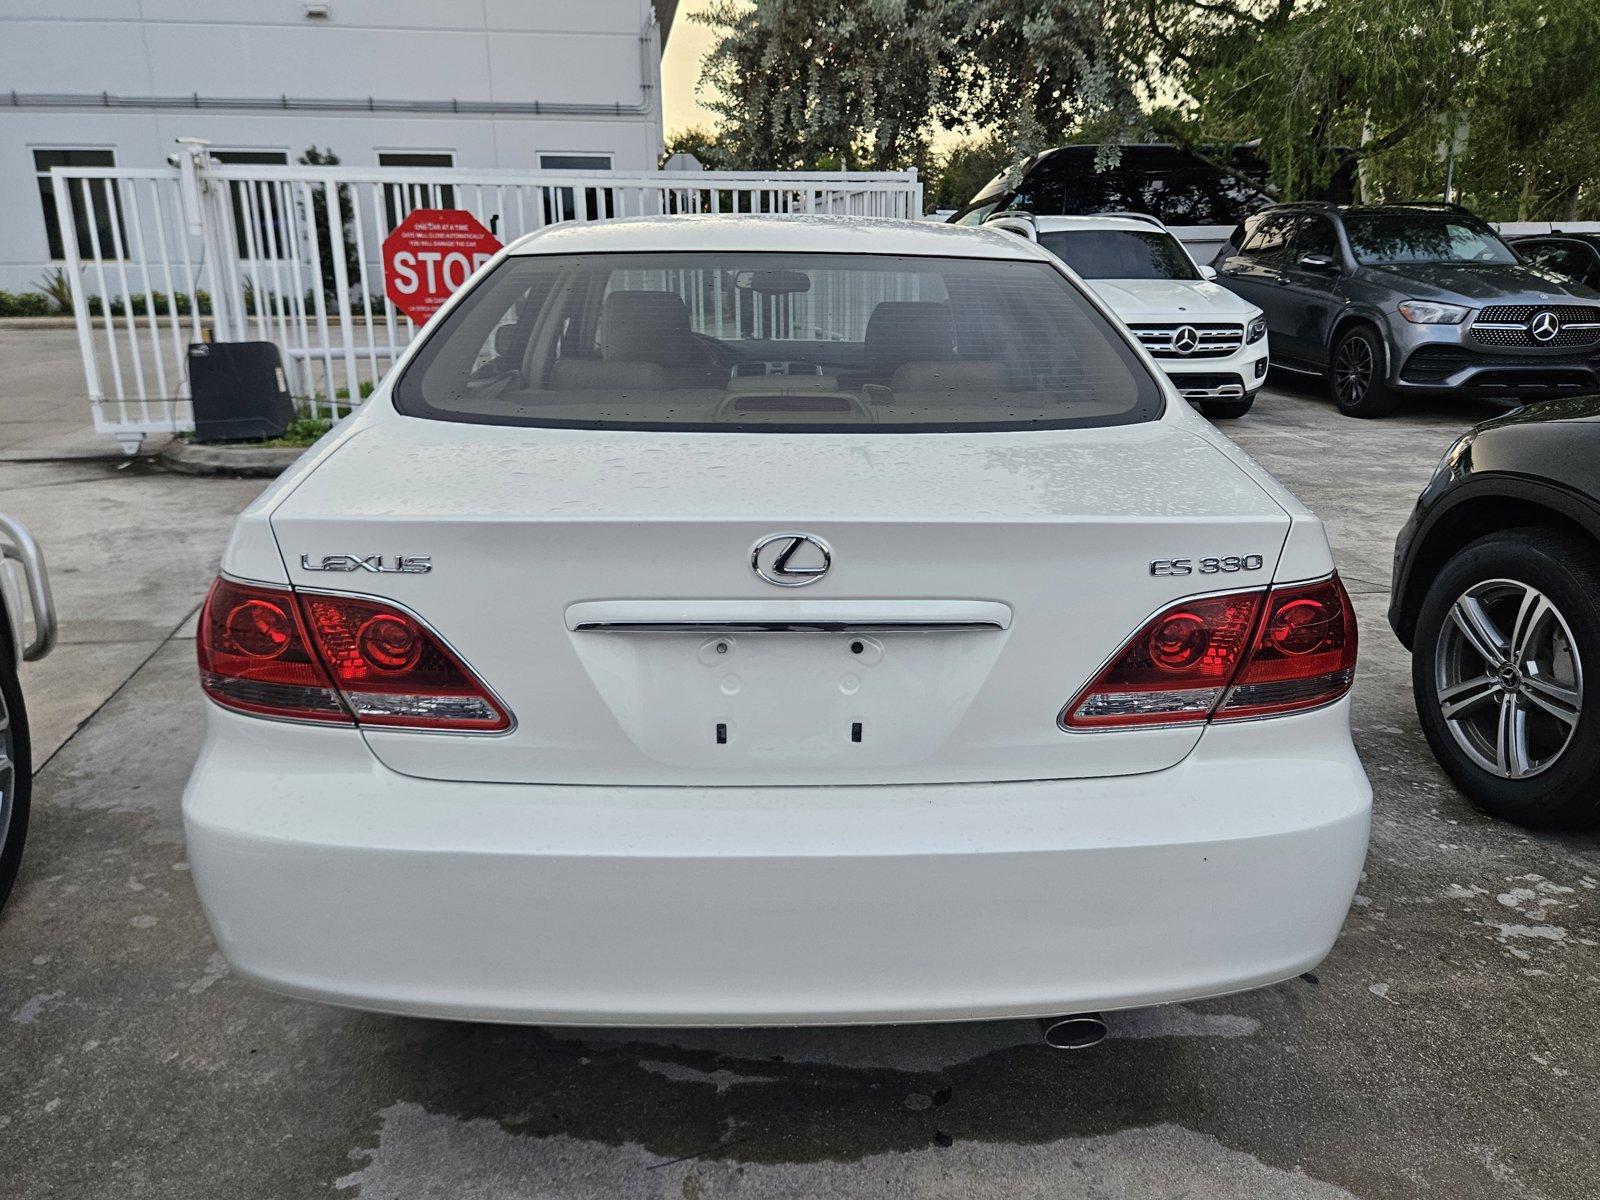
[
  {"left": 2, "top": 368, "right": 1597, "bottom": 1200},
  {"left": 0, "top": 325, "right": 177, "bottom": 463}
]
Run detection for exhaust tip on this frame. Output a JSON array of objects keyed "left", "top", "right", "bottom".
[{"left": 1039, "top": 1013, "right": 1108, "bottom": 1050}]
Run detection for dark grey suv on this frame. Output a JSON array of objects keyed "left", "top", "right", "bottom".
[{"left": 1214, "top": 202, "right": 1600, "bottom": 417}]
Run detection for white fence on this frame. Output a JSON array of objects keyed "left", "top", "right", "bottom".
[{"left": 51, "top": 143, "right": 925, "bottom": 448}]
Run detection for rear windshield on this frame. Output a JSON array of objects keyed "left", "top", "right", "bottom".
[
  {"left": 1343, "top": 214, "right": 1517, "bottom": 266},
  {"left": 1038, "top": 229, "right": 1200, "bottom": 280},
  {"left": 393, "top": 251, "right": 1162, "bottom": 432}
]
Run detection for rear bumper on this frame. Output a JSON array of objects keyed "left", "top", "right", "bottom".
[{"left": 184, "top": 702, "right": 1370, "bottom": 1026}]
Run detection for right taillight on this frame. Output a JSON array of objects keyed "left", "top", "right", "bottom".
[
  {"left": 1061, "top": 575, "right": 1356, "bottom": 730},
  {"left": 197, "top": 577, "right": 510, "bottom": 732},
  {"left": 1214, "top": 575, "right": 1357, "bottom": 720}
]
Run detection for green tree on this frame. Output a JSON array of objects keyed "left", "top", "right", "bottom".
[
  {"left": 1139, "top": 0, "right": 1600, "bottom": 215},
  {"left": 937, "top": 0, "right": 1143, "bottom": 158},
  {"left": 689, "top": 0, "right": 1600, "bottom": 220},
  {"left": 1450, "top": 0, "right": 1600, "bottom": 218},
  {"left": 695, "top": 0, "right": 946, "bottom": 170},
  {"left": 1170, "top": 0, "right": 1493, "bottom": 200},
  {"left": 296, "top": 146, "right": 361, "bottom": 301}
]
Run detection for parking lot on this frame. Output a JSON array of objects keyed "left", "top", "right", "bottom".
[{"left": 2, "top": 334, "right": 1597, "bottom": 1200}]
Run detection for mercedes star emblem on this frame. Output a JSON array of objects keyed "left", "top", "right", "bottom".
[
  {"left": 1171, "top": 325, "right": 1201, "bottom": 355},
  {"left": 1528, "top": 310, "right": 1561, "bottom": 343}
]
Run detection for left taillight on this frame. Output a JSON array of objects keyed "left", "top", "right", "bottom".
[
  {"left": 1061, "top": 574, "right": 1357, "bottom": 730},
  {"left": 198, "top": 577, "right": 351, "bottom": 724},
  {"left": 197, "top": 577, "right": 510, "bottom": 732}
]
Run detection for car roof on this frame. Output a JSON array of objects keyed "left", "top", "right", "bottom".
[
  {"left": 506, "top": 214, "right": 1054, "bottom": 262},
  {"left": 1259, "top": 202, "right": 1484, "bottom": 220},
  {"left": 1031, "top": 215, "right": 1173, "bottom": 234},
  {"left": 1514, "top": 231, "right": 1600, "bottom": 243}
]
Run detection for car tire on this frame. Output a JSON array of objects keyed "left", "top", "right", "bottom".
[
  {"left": 1411, "top": 528, "right": 1600, "bottom": 829},
  {"left": 1199, "top": 394, "right": 1255, "bottom": 420},
  {"left": 1330, "top": 325, "right": 1400, "bottom": 418},
  {"left": 0, "top": 636, "right": 32, "bottom": 910}
]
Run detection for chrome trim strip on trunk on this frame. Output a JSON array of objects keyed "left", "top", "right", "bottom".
[
  {"left": 571, "top": 620, "right": 1008, "bottom": 633},
  {"left": 565, "top": 599, "right": 1014, "bottom": 633}
]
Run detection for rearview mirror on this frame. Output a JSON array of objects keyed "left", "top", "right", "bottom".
[
  {"left": 734, "top": 269, "right": 811, "bottom": 296},
  {"left": 1199, "top": 264, "right": 1218, "bottom": 280},
  {"left": 1298, "top": 253, "right": 1338, "bottom": 272}
]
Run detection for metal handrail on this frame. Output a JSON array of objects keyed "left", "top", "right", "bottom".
[{"left": 0, "top": 514, "right": 57, "bottom": 661}]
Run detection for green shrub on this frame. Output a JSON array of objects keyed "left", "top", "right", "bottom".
[
  {"left": 35, "top": 268, "right": 75, "bottom": 314},
  {"left": 278, "top": 414, "right": 335, "bottom": 446},
  {"left": 0, "top": 291, "right": 52, "bottom": 317},
  {"left": 84, "top": 290, "right": 213, "bottom": 318}
]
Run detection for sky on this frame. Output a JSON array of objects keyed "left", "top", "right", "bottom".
[{"left": 660, "top": 1, "right": 723, "bottom": 138}]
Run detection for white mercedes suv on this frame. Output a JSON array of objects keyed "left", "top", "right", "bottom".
[
  {"left": 184, "top": 215, "right": 1369, "bottom": 1039},
  {"left": 992, "top": 213, "right": 1269, "bottom": 419}
]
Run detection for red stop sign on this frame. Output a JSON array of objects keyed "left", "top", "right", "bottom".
[{"left": 383, "top": 209, "right": 502, "bottom": 324}]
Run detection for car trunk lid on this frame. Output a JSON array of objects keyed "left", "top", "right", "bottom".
[{"left": 268, "top": 413, "right": 1292, "bottom": 785}]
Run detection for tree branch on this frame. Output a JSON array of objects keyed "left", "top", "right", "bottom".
[
  {"left": 1171, "top": 0, "right": 1269, "bottom": 29},
  {"left": 1142, "top": 0, "right": 1196, "bottom": 66}
]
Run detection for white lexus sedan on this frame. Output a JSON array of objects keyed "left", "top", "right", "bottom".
[{"left": 184, "top": 214, "right": 1370, "bottom": 1042}]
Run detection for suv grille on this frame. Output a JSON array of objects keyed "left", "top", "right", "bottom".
[
  {"left": 1476, "top": 304, "right": 1600, "bottom": 324},
  {"left": 1129, "top": 323, "right": 1244, "bottom": 359}
]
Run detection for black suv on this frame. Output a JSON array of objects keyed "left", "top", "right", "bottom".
[
  {"left": 1390, "top": 394, "right": 1600, "bottom": 828},
  {"left": 1214, "top": 202, "right": 1600, "bottom": 417},
  {"left": 1510, "top": 232, "right": 1600, "bottom": 292},
  {"left": 949, "top": 143, "right": 1276, "bottom": 228}
]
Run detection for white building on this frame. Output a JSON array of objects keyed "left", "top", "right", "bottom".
[{"left": 0, "top": 0, "right": 675, "bottom": 290}]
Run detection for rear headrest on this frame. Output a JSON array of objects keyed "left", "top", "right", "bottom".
[
  {"left": 601, "top": 291, "right": 694, "bottom": 365},
  {"left": 864, "top": 302, "right": 955, "bottom": 373},
  {"left": 549, "top": 357, "right": 666, "bottom": 391}
]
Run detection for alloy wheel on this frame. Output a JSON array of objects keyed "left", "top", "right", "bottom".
[
  {"left": 1334, "top": 336, "right": 1373, "bottom": 407},
  {"left": 1434, "top": 579, "right": 1584, "bottom": 779}
]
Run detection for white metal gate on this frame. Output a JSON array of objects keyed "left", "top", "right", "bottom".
[{"left": 52, "top": 142, "right": 924, "bottom": 448}]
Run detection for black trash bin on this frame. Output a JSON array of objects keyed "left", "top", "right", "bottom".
[{"left": 188, "top": 341, "right": 296, "bottom": 443}]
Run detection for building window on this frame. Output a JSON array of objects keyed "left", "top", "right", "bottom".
[
  {"left": 538, "top": 154, "right": 614, "bottom": 223},
  {"left": 211, "top": 150, "right": 291, "bottom": 166},
  {"left": 538, "top": 154, "right": 614, "bottom": 172},
  {"left": 379, "top": 152, "right": 456, "bottom": 230},
  {"left": 210, "top": 150, "right": 291, "bottom": 259},
  {"left": 34, "top": 149, "right": 118, "bottom": 260}
]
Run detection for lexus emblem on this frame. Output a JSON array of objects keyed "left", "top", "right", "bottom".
[
  {"left": 751, "top": 533, "right": 831, "bottom": 587},
  {"left": 1528, "top": 310, "right": 1561, "bottom": 343},
  {"left": 1171, "top": 325, "right": 1201, "bottom": 355}
]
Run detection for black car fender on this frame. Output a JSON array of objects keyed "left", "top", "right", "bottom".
[{"left": 1389, "top": 471, "right": 1600, "bottom": 648}]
